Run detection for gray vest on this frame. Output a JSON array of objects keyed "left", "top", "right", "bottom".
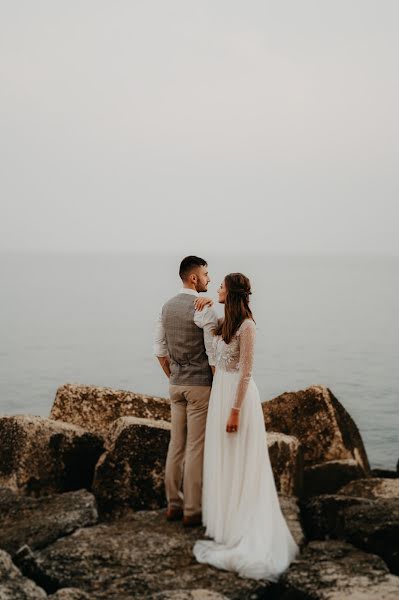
[{"left": 162, "top": 293, "right": 213, "bottom": 386}]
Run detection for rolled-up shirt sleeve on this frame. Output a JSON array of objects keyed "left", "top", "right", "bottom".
[
  {"left": 194, "top": 306, "right": 218, "bottom": 366},
  {"left": 153, "top": 307, "right": 169, "bottom": 357}
]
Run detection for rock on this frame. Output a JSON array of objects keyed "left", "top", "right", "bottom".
[
  {"left": 0, "top": 548, "right": 47, "bottom": 599},
  {"left": 301, "top": 493, "right": 372, "bottom": 540},
  {"left": 13, "top": 544, "right": 57, "bottom": 594},
  {"left": 301, "top": 494, "right": 399, "bottom": 575},
  {"left": 262, "top": 385, "right": 370, "bottom": 494},
  {"left": 339, "top": 498, "right": 399, "bottom": 575},
  {"left": 0, "top": 415, "right": 104, "bottom": 495},
  {"left": 92, "top": 417, "right": 171, "bottom": 514},
  {"left": 277, "top": 540, "right": 399, "bottom": 599},
  {"left": 49, "top": 589, "right": 91, "bottom": 599},
  {"left": 28, "top": 510, "right": 272, "bottom": 599},
  {"left": 262, "top": 385, "right": 370, "bottom": 493},
  {"left": 267, "top": 432, "right": 303, "bottom": 496},
  {"left": 151, "top": 592, "right": 229, "bottom": 600},
  {"left": 93, "top": 415, "right": 305, "bottom": 514},
  {"left": 338, "top": 477, "right": 399, "bottom": 500},
  {"left": 371, "top": 468, "right": 399, "bottom": 479},
  {"left": 304, "top": 458, "right": 365, "bottom": 496},
  {"left": 0, "top": 487, "right": 98, "bottom": 557},
  {"left": 50, "top": 384, "right": 170, "bottom": 436},
  {"left": 278, "top": 495, "right": 306, "bottom": 547}
]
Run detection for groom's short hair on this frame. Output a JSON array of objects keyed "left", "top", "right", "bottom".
[{"left": 179, "top": 255, "right": 207, "bottom": 281}]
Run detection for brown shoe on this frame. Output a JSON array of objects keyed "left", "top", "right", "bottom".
[
  {"left": 183, "top": 513, "right": 202, "bottom": 527},
  {"left": 166, "top": 507, "right": 183, "bottom": 522}
]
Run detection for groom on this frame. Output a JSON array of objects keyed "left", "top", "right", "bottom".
[{"left": 154, "top": 256, "right": 218, "bottom": 527}]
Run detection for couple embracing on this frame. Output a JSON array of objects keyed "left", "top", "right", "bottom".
[{"left": 154, "top": 255, "right": 298, "bottom": 581}]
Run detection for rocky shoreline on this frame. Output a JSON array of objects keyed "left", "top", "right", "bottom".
[{"left": 0, "top": 384, "right": 398, "bottom": 599}]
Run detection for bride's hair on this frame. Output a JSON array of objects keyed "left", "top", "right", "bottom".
[{"left": 215, "top": 272, "right": 254, "bottom": 344}]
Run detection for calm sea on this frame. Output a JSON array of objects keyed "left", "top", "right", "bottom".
[{"left": 1, "top": 252, "right": 398, "bottom": 470}]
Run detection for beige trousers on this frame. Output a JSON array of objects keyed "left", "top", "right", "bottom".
[{"left": 165, "top": 384, "right": 211, "bottom": 517}]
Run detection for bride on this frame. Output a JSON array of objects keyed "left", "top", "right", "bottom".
[{"left": 193, "top": 273, "right": 299, "bottom": 581}]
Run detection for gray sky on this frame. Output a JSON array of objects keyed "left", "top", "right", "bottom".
[{"left": 1, "top": 1, "right": 398, "bottom": 255}]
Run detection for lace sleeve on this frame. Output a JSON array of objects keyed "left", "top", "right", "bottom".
[
  {"left": 208, "top": 335, "right": 217, "bottom": 366},
  {"left": 233, "top": 320, "right": 256, "bottom": 410}
]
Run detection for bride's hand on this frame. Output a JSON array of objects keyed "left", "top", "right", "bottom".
[
  {"left": 194, "top": 296, "right": 213, "bottom": 311},
  {"left": 226, "top": 409, "right": 240, "bottom": 433}
]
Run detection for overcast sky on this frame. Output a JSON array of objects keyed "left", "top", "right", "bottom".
[{"left": 1, "top": 1, "right": 398, "bottom": 255}]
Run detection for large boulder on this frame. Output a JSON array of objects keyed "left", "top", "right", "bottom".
[
  {"left": 371, "top": 468, "right": 399, "bottom": 479},
  {"left": 0, "top": 487, "right": 98, "bottom": 557},
  {"left": 151, "top": 593, "right": 228, "bottom": 600},
  {"left": 338, "top": 477, "right": 399, "bottom": 500},
  {"left": 267, "top": 432, "right": 303, "bottom": 496},
  {"left": 301, "top": 493, "right": 372, "bottom": 540},
  {"left": 0, "top": 548, "right": 47, "bottom": 599},
  {"left": 49, "top": 589, "right": 91, "bottom": 599},
  {"left": 93, "top": 416, "right": 305, "bottom": 513},
  {"left": 339, "top": 498, "right": 399, "bottom": 575},
  {"left": 0, "top": 415, "right": 104, "bottom": 495},
  {"left": 303, "top": 458, "right": 365, "bottom": 496},
  {"left": 278, "top": 495, "right": 306, "bottom": 547},
  {"left": 263, "top": 385, "right": 370, "bottom": 469},
  {"left": 301, "top": 494, "right": 399, "bottom": 575},
  {"left": 263, "top": 385, "right": 370, "bottom": 493},
  {"left": 50, "top": 384, "right": 170, "bottom": 435},
  {"left": 22, "top": 509, "right": 274, "bottom": 599},
  {"left": 92, "top": 417, "right": 171, "bottom": 513},
  {"left": 277, "top": 540, "right": 399, "bottom": 599}
]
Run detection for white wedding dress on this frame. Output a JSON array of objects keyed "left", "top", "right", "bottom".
[{"left": 193, "top": 319, "right": 299, "bottom": 581}]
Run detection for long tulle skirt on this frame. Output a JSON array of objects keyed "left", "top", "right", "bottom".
[{"left": 193, "top": 369, "right": 299, "bottom": 581}]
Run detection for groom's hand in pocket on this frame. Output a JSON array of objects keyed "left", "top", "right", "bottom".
[{"left": 226, "top": 408, "right": 240, "bottom": 433}]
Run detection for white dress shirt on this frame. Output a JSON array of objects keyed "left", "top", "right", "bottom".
[{"left": 153, "top": 288, "right": 218, "bottom": 367}]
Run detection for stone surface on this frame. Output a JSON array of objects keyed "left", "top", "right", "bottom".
[
  {"left": 49, "top": 589, "right": 91, "bottom": 599},
  {"left": 338, "top": 477, "right": 399, "bottom": 500},
  {"left": 267, "top": 432, "right": 303, "bottom": 496},
  {"left": 27, "top": 510, "right": 274, "bottom": 599},
  {"left": 0, "top": 487, "right": 98, "bottom": 557},
  {"left": 92, "top": 417, "right": 171, "bottom": 513},
  {"left": 340, "top": 498, "right": 399, "bottom": 575},
  {"left": 151, "top": 592, "right": 229, "bottom": 600},
  {"left": 278, "top": 540, "right": 399, "bottom": 599},
  {"left": 278, "top": 495, "right": 306, "bottom": 547},
  {"left": 303, "top": 459, "right": 365, "bottom": 496},
  {"left": 301, "top": 494, "right": 372, "bottom": 540},
  {"left": 262, "top": 385, "right": 370, "bottom": 473},
  {"left": 371, "top": 468, "right": 399, "bottom": 479},
  {"left": 0, "top": 548, "right": 47, "bottom": 599},
  {"left": 93, "top": 416, "right": 306, "bottom": 514},
  {"left": 301, "top": 494, "right": 399, "bottom": 574},
  {"left": 0, "top": 415, "right": 104, "bottom": 495},
  {"left": 50, "top": 384, "right": 170, "bottom": 436}
]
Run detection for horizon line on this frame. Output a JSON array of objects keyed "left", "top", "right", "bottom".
[{"left": 1, "top": 249, "right": 398, "bottom": 259}]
